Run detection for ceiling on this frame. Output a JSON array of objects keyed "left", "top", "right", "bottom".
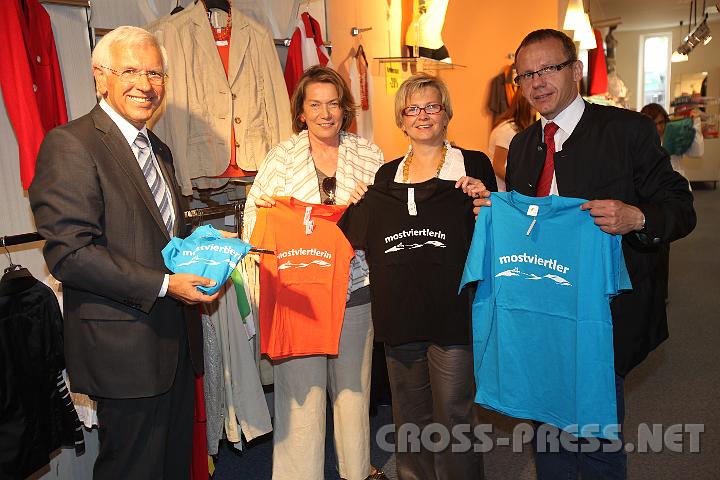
[{"left": 589, "top": 0, "right": 720, "bottom": 31}]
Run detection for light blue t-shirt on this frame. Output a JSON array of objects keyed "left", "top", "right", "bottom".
[
  {"left": 459, "top": 191, "right": 632, "bottom": 439},
  {"left": 162, "top": 225, "right": 252, "bottom": 295}
]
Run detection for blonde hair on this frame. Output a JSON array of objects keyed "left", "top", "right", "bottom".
[{"left": 394, "top": 73, "right": 453, "bottom": 128}]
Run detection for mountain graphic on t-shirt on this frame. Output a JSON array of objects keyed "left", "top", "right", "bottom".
[
  {"left": 384, "top": 240, "right": 447, "bottom": 254},
  {"left": 495, "top": 267, "right": 572, "bottom": 286},
  {"left": 278, "top": 259, "right": 332, "bottom": 270},
  {"left": 176, "top": 256, "right": 239, "bottom": 268}
]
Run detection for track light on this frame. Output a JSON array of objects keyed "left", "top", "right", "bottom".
[{"left": 674, "top": 1, "right": 713, "bottom": 57}]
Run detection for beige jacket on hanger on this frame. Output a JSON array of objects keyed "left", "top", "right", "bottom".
[{"left": 147, "top": 1, "right": 292, "bottom": 195}]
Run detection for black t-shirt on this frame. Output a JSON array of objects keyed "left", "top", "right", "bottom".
[{"left": 338, "top": 178, "right": 475, "bottom": 346}]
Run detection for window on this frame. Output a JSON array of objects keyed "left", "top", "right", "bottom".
[{"left": 638, "top": 33, "right": 672, "bottom": 111}]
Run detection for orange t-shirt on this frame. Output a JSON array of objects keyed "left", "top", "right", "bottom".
[{"left": 250, "top": 197, "right": 355, "bottom": 359}]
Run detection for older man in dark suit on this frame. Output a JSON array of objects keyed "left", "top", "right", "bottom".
[
  {"left": 29, "top": 26, "right": 219, "bottom": 479},
  {"left": 475, "top": 29, "right": 695, "bottom": 479}
]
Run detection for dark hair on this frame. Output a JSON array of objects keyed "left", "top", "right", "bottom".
[
  {"left": 290, "top": 65, "right": 356, "bottom": 134},
  {"left": 640, "top": 103, "right": 669, "bottom": 123},
  {"left": 515, "top": 29, "right": 578, "bottom": 64},
  {"left": 494, "top": 92, "right": 535, "bottom": 131}
]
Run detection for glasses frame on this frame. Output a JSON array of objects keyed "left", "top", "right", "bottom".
[
  {"left": 513, "top": 59, "right": 576, "bottom": 86},
  {"left": 99, "top": 65, "right": 168, "bottom": 86},
  {"left": 401, "top": 103, "right": 446, "bottom": 117},
  {"left": 321, "top": 176, "right": 336, "bottom": 205}
]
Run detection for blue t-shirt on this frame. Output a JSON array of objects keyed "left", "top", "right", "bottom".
[
  {"left": 162, "top": 225, "right": 252, "bottom": 295},
  {"left": 459, "top": 192, "right": 631, "bottom": 439}
]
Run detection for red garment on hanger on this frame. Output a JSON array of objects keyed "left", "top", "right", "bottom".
[
  {"left": 190, "top": 374, "right": 208, "bottom": 480},
  {"left": 284, "top": 12, "right": 330, "bottom": 97},
  {"left": 587, "top": 29, "right": 608, "bottom": 95},
  {"left": 0, "top": 0, "right": 68, "bottom": 189}
]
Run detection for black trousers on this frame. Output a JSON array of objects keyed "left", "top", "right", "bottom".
[
  {"left": 385, "top": 342, "right": 484, "bottom": 480},
  {"left": 93, "top": 342, "right": 194, "bottom": 480}
]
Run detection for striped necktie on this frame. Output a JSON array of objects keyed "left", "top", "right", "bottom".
[{"left": 134, "top": 132, "right": 174, "bottom": 235}]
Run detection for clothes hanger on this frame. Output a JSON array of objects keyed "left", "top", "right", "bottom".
[
  {"left": 0, "top": 239, "right": 38, "bottom": 296},
  {"left": 356, "top": 44, "right": 368, "bottom": 66},
  {"left": 171, "top": 0, "right": 184, "bottom": 15},
  {"left": 198, "top": 0, "right": 230, "bottom": 14}
]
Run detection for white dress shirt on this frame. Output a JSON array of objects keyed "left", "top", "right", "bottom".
[{"left": 540, "top": 94, "right": 585, "bottom": 195}]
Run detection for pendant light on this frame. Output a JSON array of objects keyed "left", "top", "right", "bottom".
[
  {"left": 573, "top": 13, "right": 597, "bottom": 50},
  {"left": 672, "top": 21, "right": 689, "bottom": 62},
  {"left": 563, "top": 0, "right": 586, "bottom": 31}
]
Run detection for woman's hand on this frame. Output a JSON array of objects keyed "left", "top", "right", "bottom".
[
  {"left": 349, "top": 181, "right": 369, "bottom": 205},
  {"left": 254, "top": 194, "right": 276, "bottom": 208},
  {"left": 455, "top": 176, "right": 486, "bottom": 198}
]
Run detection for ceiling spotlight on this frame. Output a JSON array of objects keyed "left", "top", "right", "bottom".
[
  {"left": 674, "top": 2, "right": 713, "bottom": 57},
  {"left": 671, "top": 50, "right": 689, "bottom": 62}
]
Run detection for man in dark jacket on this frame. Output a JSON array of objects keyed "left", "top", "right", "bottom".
[
  {"left": 29, "top": 26, "right": 219, "bottom": 479},
  {"left": 475, "top": 29, "right": 695, "bottom": 479}
]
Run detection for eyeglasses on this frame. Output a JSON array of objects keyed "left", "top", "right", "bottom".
[
  {"left": 322, "top": 176, "right": 336, "bottom": 205},
  {"left": 401, "top": 103, "right": 445, "bottom": 116},
  {"left": 99, "top": 66, "right": 168, "bottom": 86},
  {"left": 513, "top": 59, "right": 576, "bottom": 86}
]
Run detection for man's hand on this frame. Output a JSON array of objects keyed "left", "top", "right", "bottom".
[
  {"left": 255, "top": 194, "right": 276, "bottom": 208},
  {"left": 167, "top": 273, "right": 220, "bottom": 304},
  {"left": 469, "top": 180, "right": 492, "bottom": 218},
  {"left": 455, "top": 176, "right": 486, "bottom": 198},
  {"left": 349, "top": 181, "right": 369, "bottom": 205},
  {"left": 580, "top": 200, "right": 645, "bottom": 235}
]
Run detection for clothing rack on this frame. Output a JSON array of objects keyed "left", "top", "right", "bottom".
[
  {"left": 273, "top": 38, "right": 332, "bottom": 48},
  {"left": 1, "top": 233, "right": 44, "bottom": 248},
  {"left": 2, "top": 202, "right": 273, "bottom": 254},
  {"left": 39, "top": 0, "right": 90, "bottom": 7}
]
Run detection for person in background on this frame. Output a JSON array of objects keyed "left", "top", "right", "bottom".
[
  {"left": 640, "top": 102, "right": 704, "bottom": 181},
  {"left": 370, "top": 72, "right": 494, "bottom": 480},
  {"left": 487, "top": 92, "right": 535, "bottom": 191},
  {"left": 242, "top": 65, "right": 387, "bottom": 480},
  {"left": 473, "top": 29, "right": 695, "bottom": 480},
  {"left": 29, "top": 26, "right": 220, "bottom": 479}
]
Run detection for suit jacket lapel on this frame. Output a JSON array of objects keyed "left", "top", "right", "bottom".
[
  {"left": 149, "top": 132, "right": 183, "bottom": 238},
  {"left": 554, "top": 102, "right": 593, "bottom": 198},
  {"left": 91, "top": 105, "right": 171, "bottom": 241}
]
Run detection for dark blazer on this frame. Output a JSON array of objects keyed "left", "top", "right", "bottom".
[
  {"left": 376, "top": 148, "right": 498, "bottom": 192},
  {"left": 29, "top": 104, "right": 200, "bottom": 399},
  {"left": 506, "top": 101, "right": 696, "bottom": 376}
]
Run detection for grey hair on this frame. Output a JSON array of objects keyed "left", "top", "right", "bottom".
[{"left": 92, "top": 26, "right": 167, "bottom": 71}]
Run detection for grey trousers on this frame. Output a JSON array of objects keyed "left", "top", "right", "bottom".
[
  {"left": 272, "top": 303, "right": 374, "bottom": 480},
  {"left": 385, "top": 342, "right": 484, "bottom": 480}
]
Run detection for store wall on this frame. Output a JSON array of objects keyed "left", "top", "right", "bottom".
[
  {"left": 613, "top": 23, "right": 720, "bottom": 111},
  {"left": 326, "top": 0, "right": 559, "bottom": 161}
]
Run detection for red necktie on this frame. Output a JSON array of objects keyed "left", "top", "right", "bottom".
[{"left": 537, "top": 122, "right": 559, "bottom": 197}]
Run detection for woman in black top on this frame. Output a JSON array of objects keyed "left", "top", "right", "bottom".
[{"left": 376, "top": 73, "right": 496, "bottom": 480}]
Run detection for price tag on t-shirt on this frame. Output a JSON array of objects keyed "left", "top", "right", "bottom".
[
  {"left": 526, "top": 205, "right": 539, "bottom": 235},
  {"left": 407, "top": 188, "right": 417, "bottom": 216}
]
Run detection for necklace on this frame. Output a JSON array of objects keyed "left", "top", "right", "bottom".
[{"left": 402, "top": 143, "right": 448, "bottom": 183}]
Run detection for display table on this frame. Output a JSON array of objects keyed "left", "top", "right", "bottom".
[{"left": 684, "top": 137, "right": 720, "bottom": 188}]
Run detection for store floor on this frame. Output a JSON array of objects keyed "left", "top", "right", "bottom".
[{"left": 214, "top": 183, "right": 720, "bottom": 480}]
